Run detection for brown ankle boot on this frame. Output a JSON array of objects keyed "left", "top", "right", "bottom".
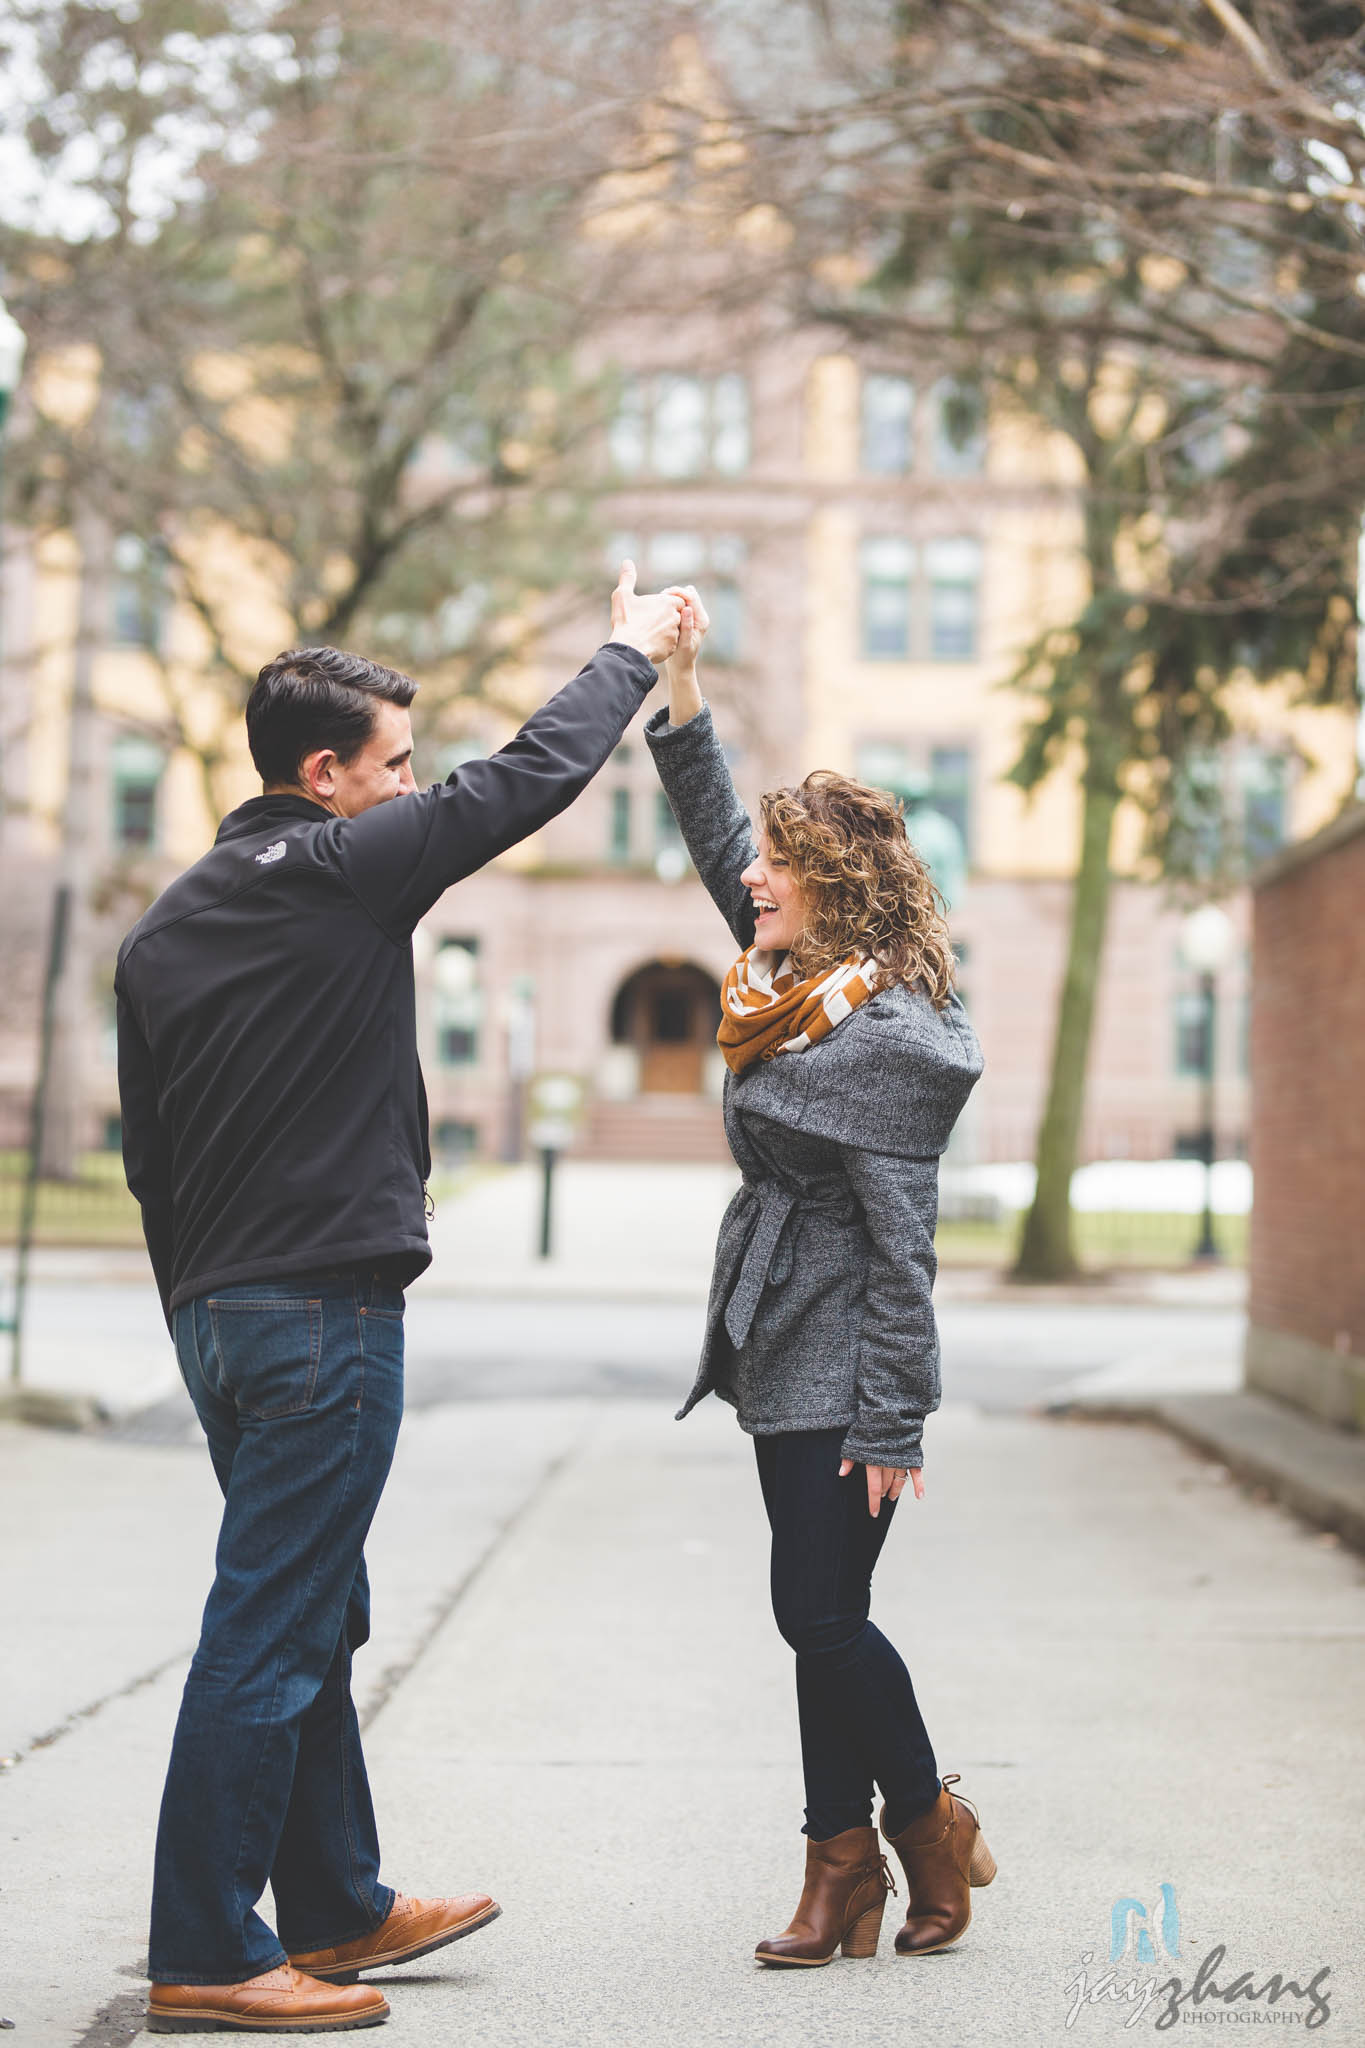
[
  {"left": 754, "top": 1825, "right": 895, "bottom": 1968},
  {"left": 880, "top": 1773, "right": 996, "bottom": 1955}
]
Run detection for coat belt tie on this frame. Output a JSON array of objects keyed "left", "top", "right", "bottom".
[{"left": 723, "top": 1182, "right": 797, "bottom": 1349}]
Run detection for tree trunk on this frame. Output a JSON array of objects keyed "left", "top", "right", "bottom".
[
  {"left": 40, "top": 506, "right": 106, "bottom": 1177},
  {"left": 1011, "top": 753, "right": 1121, "bottom": 1281}
]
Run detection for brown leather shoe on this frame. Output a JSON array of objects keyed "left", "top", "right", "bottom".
[
  {"left": 880, "top": 1772, "right": 997, "bottom": 1955},
  {"left": 146, "top": 1965, "right": 387, "bottom": 2032},
  {"left": 754, "top": 1825, "right": 895, "bottom": 1968},
  {"left": 288, "top": 1892, "right": 501, "bottom": 1983}
]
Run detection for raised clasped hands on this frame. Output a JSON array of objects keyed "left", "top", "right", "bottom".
[
  {"left": 839, "top": 1457, "right": 924, "bottom": 1517},
  {"left": 610, "top": 560, "right": 686, "bottom": 666}
]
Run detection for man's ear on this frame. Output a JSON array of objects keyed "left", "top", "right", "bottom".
[{"left": 300, "top": 748, "right": 338, "bottom": 799}]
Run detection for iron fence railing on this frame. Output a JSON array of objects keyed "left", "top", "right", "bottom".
[
  {"left": 0, "top": 1154, "right": 1247, "bottom": 1269},
  {"left": 0, "top": 1150, "right": 143, "bottom": 1248}
]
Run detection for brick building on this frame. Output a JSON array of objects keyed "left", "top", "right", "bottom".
[
  {"left": 1, "top": 335, "right": 1358, "bottom": 1170},
  {"left": 1246, "top": 806, "right": 1365, "bottom": 1431}
]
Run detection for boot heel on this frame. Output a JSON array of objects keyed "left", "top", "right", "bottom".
[
  {"left": 968, "top": 1831, "right": 997, "bottom": 1886},
  {"left": 841, "top": 1902, "right": 885, "bottom": 1958}
]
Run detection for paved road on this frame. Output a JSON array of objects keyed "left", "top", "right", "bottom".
[
  {"left": 15, "top": 1270, "right": 1243, "bottom": 1431},
  {"left": 2, "top": 1390, "right": 1361, "bottom": 2047}
]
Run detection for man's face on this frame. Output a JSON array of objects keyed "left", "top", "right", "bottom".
[{"left": 302, "top": 701, "right": 417, "bottom": 816}]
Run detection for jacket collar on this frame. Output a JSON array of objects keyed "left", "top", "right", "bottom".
[{"left": 215, "top": 793, "right": 331, "bottom": 844}]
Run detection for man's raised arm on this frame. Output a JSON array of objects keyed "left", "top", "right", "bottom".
[{"left": 334, "top": 569, "right": 682, "bottom": 936}]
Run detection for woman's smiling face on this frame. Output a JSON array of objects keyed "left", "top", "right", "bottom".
[{"left": 741, "top": 833, "right": 808, "bottom": 955}]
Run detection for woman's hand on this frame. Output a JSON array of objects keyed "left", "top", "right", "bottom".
[
  {"left": 662, "top": 583, "right": 709, "bottom": 727},
  {"left": 839, "top": 1458, "right": 922, "bottom": 1517},
  {"left": 667, "top": 583, "right": 710, "bottom": 674}
]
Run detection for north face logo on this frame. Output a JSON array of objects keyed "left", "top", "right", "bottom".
[{"left": 255, "top": 841, "right": 286, "bottom": 866}]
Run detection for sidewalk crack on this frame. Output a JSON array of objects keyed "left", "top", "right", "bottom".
[
  {"left": 359, "top": 1435, "right": 584, "bottom": 1734},
  {"left": 1, "top": 1648, "right": 192, "bottom": 1777}
]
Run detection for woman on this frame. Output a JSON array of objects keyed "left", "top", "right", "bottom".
[{"left": 642, "top": 583, "right": 994, "bottom": 1969}]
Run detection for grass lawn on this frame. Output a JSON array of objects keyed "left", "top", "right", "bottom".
[
  {"left": 0, "top": 1152, "right": 1249, "bottom": 1270},
  {"left": 936, "top": 1208, "right": 1247, "bottom": 1269}
]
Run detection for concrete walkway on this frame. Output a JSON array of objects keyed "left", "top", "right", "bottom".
[{"left": 3, "top": 1388, "right": 1363, "bottom": 2046}]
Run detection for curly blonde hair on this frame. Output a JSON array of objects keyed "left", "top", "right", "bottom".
[{"left": 759, "top": 771, "right": 957, "bottom": 1009}]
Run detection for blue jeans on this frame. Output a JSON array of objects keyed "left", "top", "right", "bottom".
[
  {"left": 149, "top": 1269, "right": 405, "bottom": 1985},
  {"left": 754, "top": 1429, "right": 941, "bottom": 1842}
]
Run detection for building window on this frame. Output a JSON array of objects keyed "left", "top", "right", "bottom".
[
  {"left": 434, "top": 937, "right": 481, "bottom": 1067},
  {"left": 856, "top": 738, "right": 975, "bottom": 868},
  {"left": 860, "top": 537, "right": 915, "bottom": 658},
  {"left": 433, "top": 1118, "right": 478, "bottom": 1163},
  {"left": 710, "top": 374, "right": 751, "bottom": 474},
  {"left": 861, "top": 374, "right": 915, "bottom": 475},
  {"left": 609, "top": 786, "right": 632, "bottom": 864},
  {"left": 111, "top": 733, "right": 165, "bottom": 850},
  {"left": 926, "top": 537, "right": 982, "bottom": 659},
  {"left": 860, "top": 534, "right": 982, "bottom": 661},
  {"left": 109, "top": 535, "right": 167, "bottom": 650},
  {"left": 1168, "top": 742, "right": 1291, "bottom": 881},
  {"left": 1240, "top": 749, "right": 1288, "bottom": 863},
  {"left": 1174, "top": 987, "right": 1212, "bottom": 1077},
  {"left": 928, "top": 745, "right": 972, "bottom": 851},
  {"left": 652, "top": 376, "right": 709, "bottom": 477},
  {"left": 931, "top": 379, "right": 987, "bottom": 476},
  {"left": 609, "top": 373, "right": 751, "bottom": 478},
  {"left": 655, "top": 790, "right": 684, "bottom": 854},
  {"left": 611, "top": 529, "right": 747, "bottom": 663}
]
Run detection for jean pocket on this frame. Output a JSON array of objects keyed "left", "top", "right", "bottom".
[{"left": 207, "top": 1297, "right": 324, "bottom": 1419}]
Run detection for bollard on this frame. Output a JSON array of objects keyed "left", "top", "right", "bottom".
[{"left": 538, "top": 1146, "right": 557, "bottom": 1259}]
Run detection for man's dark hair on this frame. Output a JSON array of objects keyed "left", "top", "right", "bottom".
[{"left": 246, "top": 646, "right": 419, "bottom": 787}]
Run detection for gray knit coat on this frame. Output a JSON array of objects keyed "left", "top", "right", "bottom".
[{"left": 645, "top": 702, "right": 984, "bottom": 1469}]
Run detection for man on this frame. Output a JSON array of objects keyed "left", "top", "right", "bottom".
[{"left": 116, "top": 567, "right": 681, "bottom": 2034}]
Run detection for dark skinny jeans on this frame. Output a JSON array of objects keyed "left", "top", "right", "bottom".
[{"left": 754, "top": 1428, "right": 941, "bottom": 1842}]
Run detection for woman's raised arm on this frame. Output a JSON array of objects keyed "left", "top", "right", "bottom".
[{"left": 643, "top": 588, "right": 757, "bottom": 950}]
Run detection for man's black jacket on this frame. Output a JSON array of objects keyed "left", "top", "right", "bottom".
[{"left": 115, "top": 641, "right": 657, "bottom": 1323}]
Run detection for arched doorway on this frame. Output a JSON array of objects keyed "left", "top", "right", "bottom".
[{"left": 611, "top": 960, "right": 722, "bottom": 1095}]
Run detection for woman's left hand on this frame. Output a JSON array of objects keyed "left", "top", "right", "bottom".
[{"left": 839, "top": 1458, "right": 923, "bottom": 1516}]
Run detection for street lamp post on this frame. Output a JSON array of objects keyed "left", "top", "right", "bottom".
[{"left": 1180, "top": 903, "right": 1235, "bottom": 1264}]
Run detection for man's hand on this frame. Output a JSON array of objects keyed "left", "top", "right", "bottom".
[
  {"left": 609, "top": 560, "right": 685, "bottom": 665},
  {"left": 839, "top": 1457, "right": 922, "bottom": 1517}
]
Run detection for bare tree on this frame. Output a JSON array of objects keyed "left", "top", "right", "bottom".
[{"left": 0, "top": 0, "right": 688, "bottom": 1161}]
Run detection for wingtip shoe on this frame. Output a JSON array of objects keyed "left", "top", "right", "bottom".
[
  {"left": 146, "top": 1964, "right": 388, "bottom": 2032},
  {"left": 289, "top": 1892, "right": 501, "bottom": 1984}
]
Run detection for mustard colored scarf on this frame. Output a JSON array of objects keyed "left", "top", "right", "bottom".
[{"left": 717, "top": 947, "right": 879, "bottom": 1076}]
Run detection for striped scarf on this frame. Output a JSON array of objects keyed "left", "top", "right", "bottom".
[{"left": 717, "top": 947, "right": 880, "bottom": 1076}]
